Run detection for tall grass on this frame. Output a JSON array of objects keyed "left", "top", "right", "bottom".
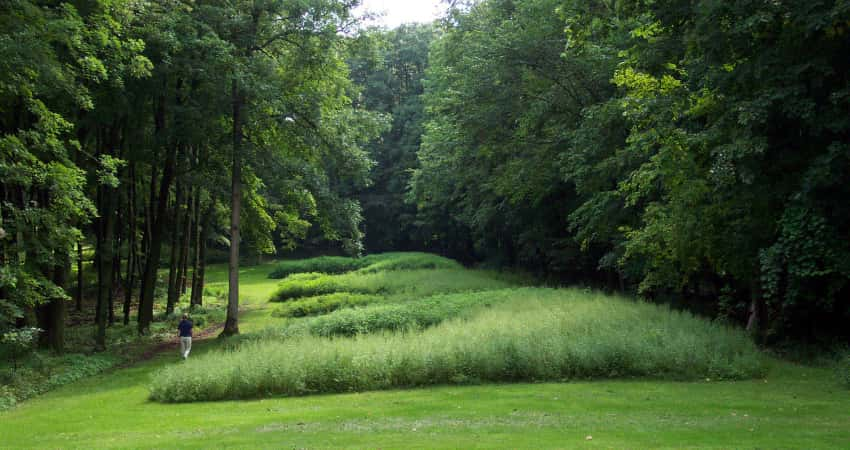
[
  {"left": 150, "top": 289, "right": 766, "bottom": 402},
  {"left": 272, "top": 293, "right": 385, "bottom": 318},
  {"left": 268, "top": 252, "right": 458, "bottom": 279},
  {"left": 302, "top": 289, "right": 517, "bottom": 337},
  {"left": 269, "top": 269, "right": 515, "bottom": 302}
]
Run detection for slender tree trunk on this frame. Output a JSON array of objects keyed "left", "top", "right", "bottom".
[
  {"left": 166, "top": 173, "right": 184, "bottom": 315},
  {"left": 123, "top": 162, "right": 136, "bottom": 325},
  {"left": 223, "top": 80, "right": 243, "bottom": 337},
  {"left": 138, "top": 88, "right": 176, "bottom": 335},
  {"left": 110, "top": 229, "right": 120, "bottom": 326},
  {"left": 96, "top": 183, "right": 116, "bottom": 351},
  {"left": 76, "top": 241, "right": 84, "bottom": 312},
  {"left": 48, "top": 256, "right": 68, "bottom": 353},
  {"left": 191, "top": 202, "right": 213, "bottom": 307},
  {"left": 178, "top": 189, "right": 193, "bottom": 295},
  {"left": 746, "top": 276, "right": 766, "bottom": 343}
]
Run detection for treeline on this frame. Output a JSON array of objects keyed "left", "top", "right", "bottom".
[
  {"left": 0, "top": 0, "right": 385, "bottom": 353},
  {"left": 352, "top": 1, "right": 850, "bottom": 343}
]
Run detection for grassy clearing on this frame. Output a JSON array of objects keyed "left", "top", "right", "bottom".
[
  {"left": 268, "top": 252, "right": 459, "bottom": 279},
  {"left": 150, "top": 289, "right": 765, "bottom": 402},
  {"left": 0, "top": 285, "right": 227, "bottom": 411},
  {"left": 270, "top": 268, "right": 516, "bottom": 301},
  {"left": 1, "top": 258, "right": 849, "bottom": 448}
]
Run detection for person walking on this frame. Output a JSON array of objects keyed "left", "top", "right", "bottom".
[{"left": 178, "top": 314, "right": 193, "bottom": 360}]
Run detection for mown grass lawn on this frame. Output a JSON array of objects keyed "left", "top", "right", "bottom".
[{"left": 1, "top": 260, "right": 848, "bottom": 448}]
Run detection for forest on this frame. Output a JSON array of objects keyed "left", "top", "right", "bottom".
[{"left": 1, "top": 0, "right": 850, "bottom": 447}]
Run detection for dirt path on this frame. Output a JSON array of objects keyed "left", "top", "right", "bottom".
[
  {"left": 118, "top": 321, "right": 225, "bottom": 368},
  {"left": 115, "top": 306, "right": 254, "bottom": 369}
]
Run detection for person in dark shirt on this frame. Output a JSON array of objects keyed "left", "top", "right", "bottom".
[{"left": 178, "top": 314, "right": 193, "bottom": 360}]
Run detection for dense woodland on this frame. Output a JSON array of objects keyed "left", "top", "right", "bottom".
[{"left": 2, "top": 0, "right": 849, "bottom": 366}]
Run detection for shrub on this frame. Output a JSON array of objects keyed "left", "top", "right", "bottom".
[
  {"left": 151, "top": 288, "right": 766, "bottom": 402},
  {"left": 270, "top": 269, "right": 514, "bottom": 302}
]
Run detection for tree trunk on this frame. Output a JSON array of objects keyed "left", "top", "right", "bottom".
[
  {"left": 76, "top": 241, "right": 84, "bottom": 312},
  {"left": 178, "top": 189, "right": 194, "bottom": 295},
  {"left": 166, "top": 174, "right": 184, "bottom": 315},
  {"left": 191, "top": 201, "right": 212, "bottom": 308},
  {"left": 746, "top": 277, "right": 766, "bottom": 343},
  {"left": 47, "top": 257, "right": 68, "bottom": 353},
  {"left": 138, "top": 88, "right": 175, "bottom": 335},
  {"left": 123, "top": 162, "right": 137, "bottom": 325},
  {"left": 96, "top": 183, "right": 116, "bottom": 351},
  {"left": 222, "top": 79, "right": 243, "bottom": 337},
  {"left": 110, "top": 229, "right": 121, "bottom": 326}
]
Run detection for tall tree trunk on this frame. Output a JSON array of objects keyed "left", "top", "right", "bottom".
[
  {"left": 222, "top": 80, "right": 243, "bottom": 337},
  {"left": 76, "top": 241, "right": 84, "bottom": 312},
  {"left": 746, "top": 276, "right": 766, "bottom": 344},
  {"left": 178, "top": 189, "right": 193, "bottom": 295},
  {"left": 138, "top": 88, "right": 176, "bottom": 335},
  {"left": 123, "top": 162, "right": 137, "bottom": 325},
  {"left": 96, "top": 183, "right": 116, "bottom": 351},
  {"left": 191, "top": 201, "right": 213, "bottom": 307},
  {"left": 47, "top": 256, "right": 68, "bottom": 353},
  {"left": 110, "top": 229, "right": 120, "bottom": 326},
  {"left": 166, "top": 173, "right": 184, "bottom": 315}
]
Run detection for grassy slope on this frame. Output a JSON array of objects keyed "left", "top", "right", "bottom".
[{"left": 1, "top": 261, "right": 848, "bottom": 448}]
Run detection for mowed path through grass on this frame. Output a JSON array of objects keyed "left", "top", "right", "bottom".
[{"left": 1, "top": 261, "right": 848, "bottom": 448}]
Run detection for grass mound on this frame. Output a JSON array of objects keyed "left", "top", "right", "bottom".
[
  {"left": 268, "top": 252, "right": 458, "bottom": 279},
  {"left": 354, "top": 253, "right": 462, "bottom": 273},
  {"left": 150, "top": 289, "right": 766, "bottom": 402},
  {"left": 302, "top": 289, "right": 514, "bottom": 337},
  {"left": 269, "top": 269, "right": 515, "bottom": 302},
  {"left": 272, "top": 293, "right": 385, "bottom": 318}
]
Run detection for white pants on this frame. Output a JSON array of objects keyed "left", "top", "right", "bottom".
[{"left": 180, "top": 337, "right": 192, "bottom": 359}]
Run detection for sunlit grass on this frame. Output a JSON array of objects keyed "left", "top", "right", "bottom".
[{"left": 151, "top": 288, "right": 766, "bottom": 402}]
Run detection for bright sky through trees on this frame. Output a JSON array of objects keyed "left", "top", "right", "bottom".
[{"left": 355, "top": 0, "right": 444, "bottom": 28}]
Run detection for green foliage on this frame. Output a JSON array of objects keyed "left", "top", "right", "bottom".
[
  {"left": 348, "top": 24, "right": 437, "bottom": 252},
  {"left": 1, "top": 351, "right": 118, "bottom": 411},
  {"left": 0, "top": 327, "right": 40, "bottom": 370},
  {"left": 406, "top": 0, "right": 850, "bottom": 340},
  {"left": 151, "top": 288, "right": 765, "bottom": 402}
]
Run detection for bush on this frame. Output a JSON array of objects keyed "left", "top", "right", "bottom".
[
  {"left": 151, "top": 288, "right": 766, "bottom": 402},
  {"left": 272, "top": 293, "right": 384, "bottom": 318},
  {"left": 270, "top": 269, "right": 514, "bottom": 302},
  {"left": 1, "top": 328, "right": 40, "bottom": 371},
  {"left": 1, "top": 352, "right": 118, "bottom": 411}
]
